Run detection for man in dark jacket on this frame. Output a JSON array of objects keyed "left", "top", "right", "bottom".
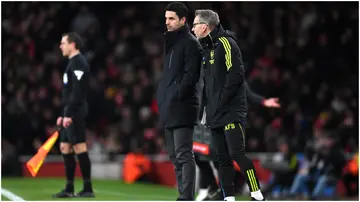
[
  {"left": 192, "top": 10, "right": 265, "bottom": 201},
  {"left": 194, "top": 80, "right": 281, "bottom": 201},
  {"left": 156, "top": 2, "right": 202, "bottom": 201}
]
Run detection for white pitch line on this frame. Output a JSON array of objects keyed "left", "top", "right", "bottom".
[
  {"left": 1, "top": 188, "right": 26, "bottom": 201},
  {"left": 3, "top": 187, "right": 172, "bottom": 201}
]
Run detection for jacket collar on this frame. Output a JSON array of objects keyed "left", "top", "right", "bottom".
[
  {"left": 199, "top": 24, "right": 226, "bottom": 50},
  {"left": 164, "top": 25, "right": 190, "bottom": 52}
]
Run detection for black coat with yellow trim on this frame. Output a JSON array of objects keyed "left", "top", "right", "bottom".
[{"left": 199, "top": 24, "right": 247, "bottom": 128}]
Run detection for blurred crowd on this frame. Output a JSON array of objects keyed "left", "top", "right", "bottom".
[{"left": 1, "top": 2, "right": 358, "bottom": 159}]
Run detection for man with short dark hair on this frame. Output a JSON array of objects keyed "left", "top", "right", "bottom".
[
  {"left": 156, "top": 2, "right": 203, "bottom": 200},
  {"left": 53, "top": 32, "right": 94, "bottom": 198}
]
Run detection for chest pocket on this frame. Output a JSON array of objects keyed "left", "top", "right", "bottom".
[{"left": 63, "top": 73, "right": 68, "bottom": 84}]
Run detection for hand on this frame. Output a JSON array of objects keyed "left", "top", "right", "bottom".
[
  {"left": 200, "top": 107, "right": 206, "bottom": 125},
  {"left": 56, "top": 117, "right": 63, "bottom": 126},
  {"left": 263, "top": 98, "right": 281, "bottom": 108},
  {"left": 62, "top": 117, "right": 73, "bottom": 128}
]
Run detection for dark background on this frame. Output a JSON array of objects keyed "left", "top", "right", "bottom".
[{"left": 1, "top": 2, "right": 358, "bottom": 159}]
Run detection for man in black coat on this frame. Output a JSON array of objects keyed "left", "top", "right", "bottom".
[
  {"left": 156, "top": 2, "right": 202, "bottom": 201},
  {"left": 192, "top": 9, "right": 266, "bottom": 201}
]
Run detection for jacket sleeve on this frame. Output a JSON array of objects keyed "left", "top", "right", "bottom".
[
  {"left": 245, "top": 81, "right": 265, "bottom": 105},
  {"left": 64, "top": 62, "right": 88, "bottom": 118},
  {"left": 176, "top": 39, "right": 202, "bottom": 100},
  {"left": 217, "top": 37, "right": 245, "bottom": 107}
]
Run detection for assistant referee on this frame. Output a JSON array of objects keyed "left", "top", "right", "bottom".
[{"left": 53, "top": 32, "right": 94, "bottom": 198}]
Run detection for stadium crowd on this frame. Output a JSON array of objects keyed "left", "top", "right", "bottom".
[{"left": 2, "top": 2, "right": 358, "bottom": 160}]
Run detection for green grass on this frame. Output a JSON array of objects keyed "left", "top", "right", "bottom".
[
  {"left": 1, "top": 196, "right": 10, "bottom": 201},
  {"left": 1, "top": 177, "right": 250, "bottom": 201}
]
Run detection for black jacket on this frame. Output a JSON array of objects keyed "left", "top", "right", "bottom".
[
  {"left": 62, "top": 53, "right": 90, "bottom": 119},
  {"left": 198, "top": 80, "right": 265, "bottom": 121},
  {"left": 199, "top": 25, "right": 247, "bottom": 128},
  {"left": 156, "top": 25, "right": 202, "bottom": 128},
  {"left": 195, "top": 80, "right": 266, "bottom": 157}
]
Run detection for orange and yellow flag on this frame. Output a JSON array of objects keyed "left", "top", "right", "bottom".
[{"left": 26, "top": 131, "right": 60, "bottom": 177}]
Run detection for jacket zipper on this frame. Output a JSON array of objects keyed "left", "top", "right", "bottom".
[
  {"left": 208, "top": 48, "right": 215, "bottom": 122},
  {"left": 169, "top": 51, "right": 173, "bottom": 68}
]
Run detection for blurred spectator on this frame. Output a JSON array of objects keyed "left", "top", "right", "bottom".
[
  {"left": 261, "top": 137, "right": 299, "bottom": 199},
  {"left": 287, "top": 134, "right": 347, "bottom": 200},
  {"left": 1, "top": 2, "right": 357, "bottom": 159}
]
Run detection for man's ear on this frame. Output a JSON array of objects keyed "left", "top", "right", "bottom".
[
  {"left": 202, "top": 24, "right": 208, "bottom": 31},
  {"left": 180, "top": 17, "right": 186, "bottom": 25},
  {"left": 70, "top": 42, "right": 77, "bottom": 49}
]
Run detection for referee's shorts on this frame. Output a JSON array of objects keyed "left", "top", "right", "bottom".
[{"left": 60, "top": 104, "right": 87, "bottom": 145}]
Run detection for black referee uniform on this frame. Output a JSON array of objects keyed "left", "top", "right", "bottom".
[
  {"left": 54, "top": 52, "right": 94, "bottom": 198},
  {"left": 61, "top": 53, "right": 89, "bottom": 144}
]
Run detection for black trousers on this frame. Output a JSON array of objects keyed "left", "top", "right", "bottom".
[
  {"left": 165, "top": 126, "right": 196, "bottom": 200},
  {"left": 212, "top": 122, "right": 261, "bottom": 197},
  {"left": 195, "top": 153, "right": 219, "bottom": 191},
  {"left": 195, "top": 153, "right": 246, "bottom": 195}
]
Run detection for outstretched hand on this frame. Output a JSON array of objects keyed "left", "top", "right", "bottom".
[{"left": 263, "top": 98, "right": 281, "bottom": 108}]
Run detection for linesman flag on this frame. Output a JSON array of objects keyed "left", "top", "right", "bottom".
[{"left": 26, "top": 129, "right": 60, "bottom": 177}]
